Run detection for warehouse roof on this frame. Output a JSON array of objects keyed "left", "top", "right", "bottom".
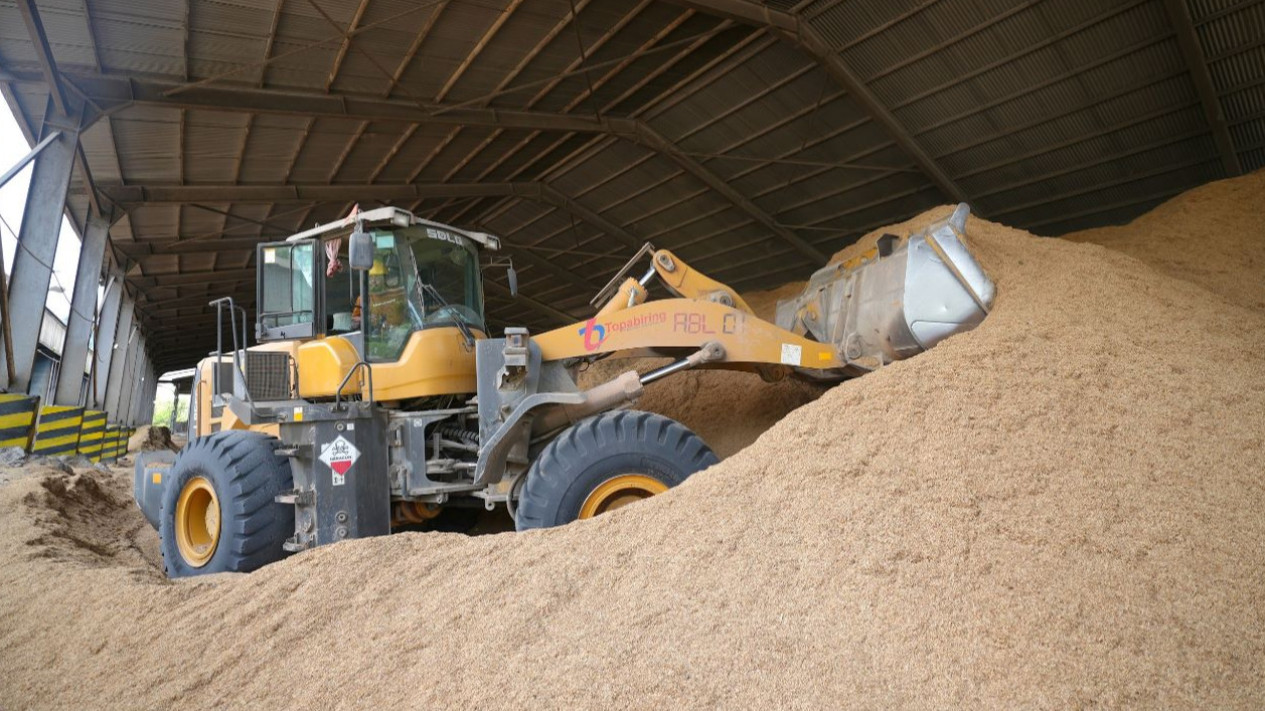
[{"left": 1, "top": 0, "right": 1261, "bottom": 371}]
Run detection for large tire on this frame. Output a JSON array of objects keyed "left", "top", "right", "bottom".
[
  {"left": 159, "top": 430, "right": 294, "bottom": 578},
  {"left": 515, "top": 410, "right": 717, "bottom": 531}
]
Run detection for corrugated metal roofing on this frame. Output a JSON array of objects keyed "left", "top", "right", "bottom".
[{"left": 0, "top": 0, "right": 1260, "bottom": 371}]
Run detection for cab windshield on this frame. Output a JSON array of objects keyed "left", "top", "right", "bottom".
[{"left": 363, "top": 225, "right": 485, "bottom": 361}]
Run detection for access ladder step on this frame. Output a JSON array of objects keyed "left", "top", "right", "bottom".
[{"left": 275, "top": 488, "right": 314, "bottom": 506}]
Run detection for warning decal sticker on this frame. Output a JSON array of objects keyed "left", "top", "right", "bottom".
[{"left": 318, "top": 435, "right": 360, "bottom": 486}]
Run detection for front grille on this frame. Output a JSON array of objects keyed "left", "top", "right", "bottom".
[{"left": 245, "top": 351, "right": 293, "bottom": 401}]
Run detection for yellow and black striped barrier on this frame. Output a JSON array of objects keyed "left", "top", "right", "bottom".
[
  {"left": 120, "top": 427, "right": 134, "bottom": 459},
  {"left": 0, "top": 394, "right": 40, "bottom": 451},
  {"left": 101, "top": 425, "right": 120, "bottom": 461},
  {"left": 110, "top": 426, "right": 131, "bottom": 461},
  {"left": 77, "top": 410, "right": 107, "bottom": 461},
  {"left": 31, "top": 405, "right": 85, "bottom": 456}
]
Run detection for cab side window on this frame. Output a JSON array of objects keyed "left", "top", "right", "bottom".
[{"left": 258, "top": 241, "right": 316, "bottom": 340}]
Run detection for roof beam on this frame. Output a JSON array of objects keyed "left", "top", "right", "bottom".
[
  {"left": 138, "top": 306, "right": 250, "bottom": 323},
  {"left": 535, "top": 184, "right": 641, "bottom": 251},
  {"left": 100, "top": 181, "right": 645, "bottom": 253},
  {"left": 102, "top": 182, "right": 526, "bottom": 204},
  {"left": 77, "top": 0, "right": 103, "bottom": 72},
  {"left": 667, "top": 0, "right": 969, "bottom": 203},
  {"left": 633, "top": 124, "right": 827, "bottom": 263},
  {"left": 13, "top": 68, "right": 826, "bottom": 264},
  {"left": 383, "top": 1, "right": 449, "bottom": 98},
  {"left": 435, "top": 0, "right": 526, "bottom": 103},
  {"left": 1162, "top": 0, "right": 1241, "bottom": 176},
  {"left": 104, "top": 181, "right": 647, "bottom": 292},
  {"left": 132, "top": 269, "right": 256, "bottom": 288},
  {"left": 484, "top": 279, "right": 579, "bottom": 325},
  {"left": 181, "top": 0, "right": 191, "bottom": 81},
  {"left": 8, "top": 72, "right": 641, "bottom": 137},
  {"left": 326, "top": 0, "right": 371, "bottom": 92},
  {"left": 259, "top": 0, "right": 285, "bottom": 86},
  {"left": 136, "top": 293, "right": 246, "bottom": 311},
  {"left": 145, "top": 327, "right": 245, "bottom": 344},
  {"left": 117, "top": 237, "right": 282, "bottom": 256},
  {"left": 16, "top": 0, "right": 70, "bottom": 115}
]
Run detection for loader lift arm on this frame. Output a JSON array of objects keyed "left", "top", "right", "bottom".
[
  {"left": 532, "top": 202, "right": 993, "bottom": 383},
  {"left": 532, "top": 246, "right": 842, "bottom": 376}
]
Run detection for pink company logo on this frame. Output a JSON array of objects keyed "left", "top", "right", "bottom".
[
  {"left": 578, "top": 318, "right": 607, "bottom": 351},
  {"left": 578, "top": 313, "right": 668, "bottom": 351}
]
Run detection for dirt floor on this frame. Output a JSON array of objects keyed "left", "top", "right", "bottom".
[{"left": 1, "top": 172, "right": 1263, "bottom": 709}]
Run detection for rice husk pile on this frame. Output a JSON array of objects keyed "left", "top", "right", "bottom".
[
  {"left": 2, "top": 175, "right": 1264, "bottom": 709},
  {"left": 1065, "top": 171, "right": 1265, "bottom": 310}
]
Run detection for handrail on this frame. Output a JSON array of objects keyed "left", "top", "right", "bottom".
[
  {"left": 333, "top": 360, "right": 375, "bottom": 410},
  {"left": 209, "top": 296, "right": 251, "bottom": 405}
]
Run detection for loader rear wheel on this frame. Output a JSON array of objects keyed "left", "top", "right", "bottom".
[
  {"left": 159, "top": 430, "right": 294, "bottom": 578},
  {"left": 514, "top": 411, "right": 717, "bottom": 531}
]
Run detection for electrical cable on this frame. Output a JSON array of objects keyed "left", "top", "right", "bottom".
[{"left": 0, "top": 209, "right": 97, "bottom": 324}]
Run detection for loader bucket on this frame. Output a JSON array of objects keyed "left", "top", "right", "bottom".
[{"left": 775, "top": 203, "right": 995, "bottom": 370}]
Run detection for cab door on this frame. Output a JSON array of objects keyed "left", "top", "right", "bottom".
[{"left": 257, "top": 239, "right": 320, "bottom": 341}]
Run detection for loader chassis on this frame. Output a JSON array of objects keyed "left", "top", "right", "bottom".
[
  {"left": 275, "top": 401, "right": 391, "bottom": 550},
  {"left": 138, "top": 204, "right": 994, "bottom": 575}
]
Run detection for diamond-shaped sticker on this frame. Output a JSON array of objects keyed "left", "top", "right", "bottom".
[{"left": 318, "top": 435, "right": 360, "bottom": 486}]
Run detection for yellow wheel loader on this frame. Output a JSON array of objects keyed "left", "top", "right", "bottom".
[{"left": 134, "top": 204, "right": 994, "bottom": 578}]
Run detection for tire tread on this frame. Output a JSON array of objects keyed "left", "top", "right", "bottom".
[
  {"left": 515, "top": 410, "right": 717, "bottom": 531},
  {"left": 158, "top": 430, "right": 294, "bottom": 578}
]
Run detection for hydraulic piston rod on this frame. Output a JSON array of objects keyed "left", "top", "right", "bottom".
[{"left": 639, "top": 342, "right": 726, "bottom": 386}]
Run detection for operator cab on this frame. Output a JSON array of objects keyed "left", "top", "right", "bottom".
[
  {"left": 246, "top": 207, "right": 500, "bottom": 403},
  {"left": 256, "top": 207, "right": 497, "bottom": 361}
]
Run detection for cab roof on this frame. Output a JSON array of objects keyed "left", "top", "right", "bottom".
[{"left": 285, "top": 206, "right": 501, "bottom": 251}]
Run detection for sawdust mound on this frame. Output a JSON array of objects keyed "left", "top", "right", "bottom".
[
  {"left": 2, "top": 468, "right": 163, "bottom": 576},
  {"left": 576, "top": 278, "right": 824, "bottom": 459},
  {"left": 128, "top": 424, "right": 178, "bottom": 453},
  {"left": 577, "top": 358, "right": 822, "bottom": 459},
  {"left": 1065, "top": 170, "right": 1265, "bottom": 309},
  {"left": 3, "top": 177, "right": 1265, "bottom": 708}
]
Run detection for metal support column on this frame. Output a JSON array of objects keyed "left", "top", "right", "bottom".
[
  {"left": 143, "top": 362, "right": 158, "bottom": 424},
  {"left": 54, "top": 211, "right": 108, "bottom": 404},
  {"left": 112, "top": 332, "right": 140, "bottom": 423},
  {"left": 131, "top": 344, "right": 149, "bottom": 420},
  {"left": 5, "top": 100, "right": 80, "bottom": 391},
  {"left": 103, "top": 297, "right": 135, "bottom": 418},
  {"left": 91, "top": 274, "right": 123, "bottom": 408},
  {"left": 130, "top": 356, "right": 148, "bottom": 425},
  {"left": 145, "top": 359, "right": 156, "bottom": 423},
  {"left": 121, "top": 346, "right": 142, "bottom": 424},
  {"left": 123, "top": 346, "right": 146, "bottom": 422}
]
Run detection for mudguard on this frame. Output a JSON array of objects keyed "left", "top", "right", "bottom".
[{"left": 133, "top": 450, "right": 178, "bottom": 529}]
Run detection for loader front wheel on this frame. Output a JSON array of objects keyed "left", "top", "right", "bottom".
[
  {"left": 159, "top": 430, "right": 294, "bottom": 578},
  {"left": 515, "top": 411, "right": 717, "bottom": 531}
]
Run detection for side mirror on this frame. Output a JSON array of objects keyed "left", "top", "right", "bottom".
[
  {"left": 507, "top": 264, "right": 518, "bottom": 297},
  {"left": 348, "top": 228, "right": 374, "bottom": 270}
]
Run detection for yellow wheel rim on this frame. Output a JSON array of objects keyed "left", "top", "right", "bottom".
[
  {"left": 578, "top": 474, "right": 668, "bottom": 519},
  {"left": 175, "top": 476, "right": 220, "bottom": 567}
]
